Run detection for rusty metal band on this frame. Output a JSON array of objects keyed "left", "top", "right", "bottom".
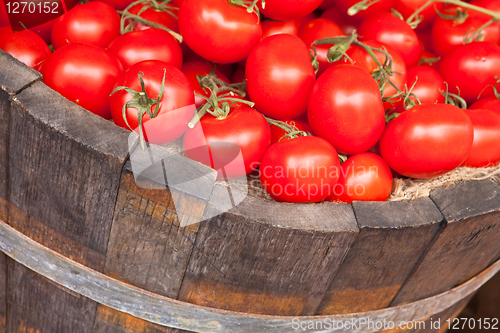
[{"left": 0, "top": 219, "right": 498, "bottom": 333}]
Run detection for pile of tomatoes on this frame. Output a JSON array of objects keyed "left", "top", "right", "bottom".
[{"left": 2, "top": 0, "right": 500, "bottom": 204}]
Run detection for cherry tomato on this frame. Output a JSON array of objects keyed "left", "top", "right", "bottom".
[
  {"left": 326, "top": 152, "right": 393, "bottom": 203},
  {"left": 42, "top": 43, "right": 123, "bottom": 119},
  {"left": 270, "top": 120, "right": 314, "bottom": 144},
  {"left": 359, "top": 11, "right": 423, "bottom": 68},
  {"left": 246, "top": 34, "right": 316, "bottom": 119},
  {"left": 0, "top": 27, "right": 51, "bottom": 69},
  {"left": 439, "top": 41, "right": 500, "bottom": 104},
  {"left": 178, "top": 0, "right": 262, "bottom": 64},
  {"left": 110, "top": 60, "right": 194, "bottom": 144},
  {"left": 379, "top": 104, "right": 474, "bottom": 178},
  {"left": 259, "top": 0, "right": 322, "bottom": 20},
  {"left": 107, "top": 28, "right": 182, "bottom": 70},
  {"left": 183, "top": 107, "right": 271, "bottom": 179},
  {"left": 308, "top": 65, "right": 385, "bottom": 155},
  {"left": 431, "top": 6, "right": 500, "bottom": 57},
  {"left": 298, "top": 18, "right": 345, "bottom": 76},
  {"left": 181, "top": 61, "right": 231, "bottom": 108},
  {"left": 51, "top": 1, "right": 120, "bottom": 50},
  {"left": 462, "top": 109, "right": 500, "bottom": 167},
  {"left": 259, "top": 136, "right": 340, "bottom": 203}
]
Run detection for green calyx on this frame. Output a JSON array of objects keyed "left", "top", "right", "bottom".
[
  {"left": 227, "top": 0, "right": 264, "bottom": 20},
  {"left": 110, "top": 69, "right": 166, "bottom": 149}
]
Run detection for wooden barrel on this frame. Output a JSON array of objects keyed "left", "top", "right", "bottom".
[{"left": 2, "top": 49, "right": 500, "bottom": 333}]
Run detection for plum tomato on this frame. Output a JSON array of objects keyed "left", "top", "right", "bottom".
[
  {"left": 439, "top": 42, "right": 500, "bottom": 104},
  {"left": 183, "top": 106, "right": 271, "bottom": 179},
  {"left": 246, "top": 34, "right": 316, "bottom": 119},
  {"left": 358, "top": 11, "right": 423, "bottom": 68},
  {"left": 107, "top": 28, "right": 182, "bottom": 70},
  {"left": 51, "top": 1, "right": 120, "bottom": 50},
  {"left": 259, "top": 136, "right": 340, "bottom": 203},
  {"left": 462, "top": 109, "right": 500, "bottom": 167},
  {"left": 110, "top": 60, "right": 194, "bottom": 144},
  {"left": 380, "top": 104, "right": 474, "bottom": 178},
  {"left": 308, "top": 65, "right": 385, "bottom": 155},
  {"left": 178, "top": 0, "right": 262, "bottom": 64},
  {"left": 42, "top": 43, "right": 123, "bottom": 119},
  {"left": 326, "top": 152, "right": 393, "bottom": 203}
]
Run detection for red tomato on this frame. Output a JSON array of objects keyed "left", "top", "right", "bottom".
[
  {"left": 326, "top": 152, "right": 393, "bottom": 203},
  {"left": 270, "top": 120, "right": 313, "bottom": 144},
  {"left": 259, "top": 136, "right": 340, "bottom": 203},
  {"left": 394, "top": 0, "right": 444, "bottom": 30},
  {"left": 261, "top": 19, "right": 300, "bottom": 40},
  {"left": 333, "top": 0, "right": 396, "bottom": 22},
  {"left": 298, "top": 18, "right": 345, "bottom": 76},
  {"left": 181, "top": 61, "right": 230, "bottom": 108},
  {"left": 107, "top": 28, "right": 182, "bottom": 70},
  {"left": 246, "top": 34, "right": 316, "bottom": 119},
  {"left": 332, "top": 40, "right": 406, "bottom": 98},
  {"left": 126, "top": 3, "right": 179, "bottom": 33},
  {"left": 462, "top": 109, "right": 500, "bottom": 167},
  {"left": 379, "top": 104, "right": 474, "bottom": 178},
  {"left": 359, "top": 11, "right": 423, "bottom": 68},
  {"left": 29, "top": 19, "right": 56, "bottom": 45},
  {"left": 42, "top": 43, "right": 123, "bottom": 119},
  {"left": 0, "top": 28, "right": 51, "bottom": 69},
  {"left": 317, "top": 0, "right": 337, "bottom": 10},
  {"left": 110, "top": 60, "right": 194, "bottom": 144},
  {"left": 259, "top": 0, "right": 322, "bottom": 20},
  {"left": 178, "top": 0, "right": 262, "bottom": 64},
  {"left": 431, "top": 6, "right": 500, "bottom": 57},
  {"left": 183, "top": 107, "right": 271, "bottom": 179},
  {"left": 320, "top": 5, "right": 358, "bottom": 34},
  {"left": 403, "top": 66, "right": 445, "bottom": 107},
  {"left": 51, "top": 1, "right": 120, "bottom": 50},
  {"left": 419, "top": 51, "right": 441, "bottom": 68},
  {"left": 439, "top": 42, "right": 500, "bottom": 104},
  {"left": 91, "top": 0, "right": 134, "bottom": 11},
  {"left": 470, "top": 96, "right": 500, "bottom": 116},
  {"left": 308, "top": 65, "right": 385, "bottom": 155}
]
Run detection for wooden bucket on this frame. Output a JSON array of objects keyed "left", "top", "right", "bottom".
[{"left": 2, "top": 50, "right": 500, "bottom": 333}]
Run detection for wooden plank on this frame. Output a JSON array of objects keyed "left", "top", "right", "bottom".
[
  {"left": 0, "top": 50, "right": 41, "bottom": 220},
  {"left": 6, "top": 258, "right": 97, "bottom": 333},
  {"left": 104, "top": 162, "right": 202, "bottom": 298},
  {"left": 9, "top": 81, "right": 129, "bottom": 264},
  {"left": 0, "top": 252, "right": 5, "bottom": 333},
  {"left": 93, "top": 305, "right": 192, "bottom": 333},
  {"left": 178, "top": 194, "right": 359, "bottom": 316},
  {"left": 391, "top": 179, "right": 500, "bottom": 305},
  {"left": 0, "top": 219, "right": 497, "bottom": 333},
  {"left": 315, "top": 198, "right": 444, "bottom": 315}
]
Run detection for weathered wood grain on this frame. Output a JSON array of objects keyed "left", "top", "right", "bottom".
[
  {"left": 316, "top": 198, "right": 445, "bottom": 315},
  {"left": 0, "top": 252, "right": 5, "bottom": 333},
  {"left": 93, "top": 305, "right": 191, "bottom": 333},
  {"left": 0, "top": 219, "right": 498, "bottom": 333},
  {"left": 9, "top": 81, "right": 129, "bottom": 265},
  {"left": 104, "top": 162, "right": 202, "bottom": 298},
  {"left": 0, "top": 50, "right": 41, "bottom": 221},
  {"left": 6, "top": 258, "right": 97, "bottom": 333},
  {"left": 178, "top": 193, "right": 359, "bottom": 316},
  {"left": 391, "top": 179, "right": 500, "bottom": 305}
]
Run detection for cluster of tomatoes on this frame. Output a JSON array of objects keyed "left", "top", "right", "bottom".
[{"left": 1, "top": 0, "right": 500, "bottom": 204}]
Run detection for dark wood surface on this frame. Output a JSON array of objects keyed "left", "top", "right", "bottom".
[
  {"left": 9, "top": 81, "right": 129, "bottom": 269},
  {"left": 177, "top": 197, "right": 359, "bottom": 316},
  {"left": 391, "top": 179, "right": 500, "bottom": 306},
  {"left": 6, "top": 259, "right": 98, "bottom": 333},
  {"left": 316, "top": 198, "right": 444, "bottom": 314}
]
